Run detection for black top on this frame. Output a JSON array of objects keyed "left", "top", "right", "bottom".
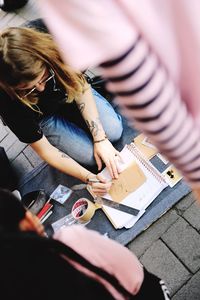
[
  {"left": 0, "top": 18, "right": 91, "bottom": 144},
  {"left": 0, "top": 18, "right": 79, "bottom": 144},
  {"left": 0, "top": 78, "right": 68, "bottom": 143}
]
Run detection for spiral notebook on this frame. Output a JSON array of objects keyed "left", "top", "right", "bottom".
[{"left": 88, "top": 141, "right": 168, "bottom": 229}]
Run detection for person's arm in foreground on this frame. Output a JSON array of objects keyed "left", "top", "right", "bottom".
[
  {"left": 100, "top": 39, "right": 200, "bottom": 199},
  {"left": 75, "top": 83, "right": 121, "bottom": 178},
  {"left": 39, "top": 0, "right": 200, "bottom": 201},
  {"left": 54, "top": 225, "right": 144, "bottom": 297},
  {"left": 31, "top": 135, "right": 112, "bottom": 195}
]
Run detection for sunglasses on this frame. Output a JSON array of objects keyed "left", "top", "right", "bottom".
[{"left": 18, "top": 68, "right": 55, "bottom": 99}]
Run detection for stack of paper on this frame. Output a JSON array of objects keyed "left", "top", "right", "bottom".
[{"left": 95, "top": 145, "right": 168, "bottom": 229}]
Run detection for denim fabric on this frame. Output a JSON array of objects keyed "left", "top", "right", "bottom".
[{"left": 40, "top": 89, "right": 123, "bottom": 166}]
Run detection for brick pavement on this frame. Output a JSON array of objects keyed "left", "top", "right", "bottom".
[
  {"left": 128, "top": 193, "right": 200, "bottom": 299},
  {"left": 0, "top": 2, "right": 200, "bottom": 299}
]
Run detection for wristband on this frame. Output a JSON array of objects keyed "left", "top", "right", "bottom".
[
  {"left": 94, "top": 136, "right": 108, "bottom": 144},
  {"left": 85, "top": 172, "right": 92, "bottom": 183}
]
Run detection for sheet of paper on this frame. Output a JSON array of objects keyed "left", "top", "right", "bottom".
[
  {"left": 134, "top": 134, "right": 158, "bottom": 159},
  {"left": 99, "top": 145, "right": 168, "bottom": 229}
]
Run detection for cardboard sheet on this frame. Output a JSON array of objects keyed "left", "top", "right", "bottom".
[
  {"left": 134, "top": 134, "right": 158, "bottom": 159},
  {"left": 109, "top": 162, "right": 146, "bottom": 202}
]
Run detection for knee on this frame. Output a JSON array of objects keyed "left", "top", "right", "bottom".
[
  {"left": 105, "top": 116, "right": 123, "bottom": 142},
  {"left": 70, "top": 145, "right": 96, "bottom": 167}
]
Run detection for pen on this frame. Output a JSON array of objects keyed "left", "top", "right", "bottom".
[
  {"left": 40, "top": 210, "right": 53, "bottom": 224},
  {"left": 27, "top": 199, "right": 35, "bottom": 209},
  {"left": 88, "top": 178, "right": 100, "bottom": 183}
]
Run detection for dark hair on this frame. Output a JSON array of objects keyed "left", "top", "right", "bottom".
[{"left": 0, "top": 188, "right": 134, "bottom": 300}]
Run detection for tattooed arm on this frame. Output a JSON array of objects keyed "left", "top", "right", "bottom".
[
  {"left": 76, "top": 84, "right": 106, "bottom": 141},
  {"left": 75, "top": 84, "right": 121, "bottom": 178},
  {"left": 29, "top": 135, "right": 109, "bottom": 195},
  {"left": 30, "top": 135, "right": 94, "bottom": 181},
  {"left": 30, "top": 135, "right": 112, "bottom": 194}
]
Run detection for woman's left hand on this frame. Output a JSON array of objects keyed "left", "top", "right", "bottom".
[{"left": 94, "top": 139, "right": 122, "bottom": 178}]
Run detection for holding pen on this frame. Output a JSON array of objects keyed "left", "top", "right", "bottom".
[
  {"left": 88, "top": 178, "right": 100, "bottom": 183},
  {"left": 86, "top": 173, "right": 112, "bottom": 196}
]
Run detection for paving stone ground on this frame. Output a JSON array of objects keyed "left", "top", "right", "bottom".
[{"left": 0, "top": 2, "right": 200, "bottom": 299}]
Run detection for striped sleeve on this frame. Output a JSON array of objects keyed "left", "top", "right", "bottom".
[{"left": 100, "top": 34, "right": 200, "bottom": 188}]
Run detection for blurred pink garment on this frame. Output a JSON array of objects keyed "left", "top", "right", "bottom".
[
  {"left": 39, "top": 0, "right": 200, "bottom": 187},
  {"left": 54, "top": 225, "right": 143, "bottom": 299}
]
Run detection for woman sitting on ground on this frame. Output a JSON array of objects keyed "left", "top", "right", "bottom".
[{"left": 0, "top": 25, "right": 123, "bottom": 196}]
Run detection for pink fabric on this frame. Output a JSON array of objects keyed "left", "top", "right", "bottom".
[
  {"left": 39, "top": 0, "right": 135, "bottom": 71},
  {"left": 39, "top": 0, "right": 200, "bottom": 120},
  {"left": 54, "top": 225, "right": 143, "bottom": 299},
  {"left": 38, "top": 0, "right": 200, "bottom": 187},
  {"left": 130, "top": 0, "right": 200, "bottom": 124}
]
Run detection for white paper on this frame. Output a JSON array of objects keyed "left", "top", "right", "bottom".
[{"left": 99, "top": 145, "right": 168, "bottom": 229}]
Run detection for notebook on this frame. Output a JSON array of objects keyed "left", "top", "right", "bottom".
[{"left": 88, "top": 138, "right": 168, "bottom": 229}]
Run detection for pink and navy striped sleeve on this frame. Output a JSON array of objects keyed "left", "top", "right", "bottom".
[
  {"left": 39, "top": 0, "right": 200, "bottom": 188},
  {"left": 99, "top": 33, "right": 200, "bottom": 188}
]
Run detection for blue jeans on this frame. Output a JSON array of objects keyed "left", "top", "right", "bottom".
[{"left": 40, "top": 89, "right": 123, "bottom": 166}]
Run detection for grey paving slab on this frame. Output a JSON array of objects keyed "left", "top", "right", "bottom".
[
  {"left": 175, "top": 192, "right": 195, "bottom": 214},
  {"left": 11, "top": 153, "right": 34, "bottom": 179},
  {"left": 7, "top": 14, "right": 26, "bottom": 27},
  {"left": 128, "top": 209, "right": 179, "bottom": 257},
  {"left": 183, "top": 201, "right": 200, "bottom": 232},
  {"left": 0, "top": 121, "right": 8, "bottom": 141},
  {"left": 0, "top": 130, "right": 19, "bottom": 152},
  {"left": 0, "top": 12, "right": 19, "bottom": 29},
  {"left": 0, "top": 127, "right": 27, "bottom": 161},
  {"left": 162, "top": 217, "right": 200, "bottom": 273},
  {"left": 172, "top": 269, "right": 200, "bottom": 300},
  {"left": 6, "top": 140, "right": 27, "bottom": 161},
  {"left": 16, "top": 0, "right": 41, "bottom": 21},
  {"left": 0, "top": 9, "right": 7, "bottom": 19},
  {"left": 140, "top": 239, "right": 191, "bottom": 295},
  {"left": 23, "top": 146, "right": 43, "bottom": 167}
]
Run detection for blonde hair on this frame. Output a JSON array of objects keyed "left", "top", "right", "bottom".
[{"left": 0, "top": 27, "right": 87, "bottom": 110}]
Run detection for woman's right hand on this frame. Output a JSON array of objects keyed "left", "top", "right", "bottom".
[{"left": 87, "top": 173, "right": 112, "bottom": 196}]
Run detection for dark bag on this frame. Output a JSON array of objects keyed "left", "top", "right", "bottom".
[
  {"left": 0, "top": 0, "right": 29, "bottom": 11},
  {"left": 0, "top": 147, "right": 17, "bottom": 190},
  {"left": 21, "top": 190, "right": 48, "bottom": 214}
]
